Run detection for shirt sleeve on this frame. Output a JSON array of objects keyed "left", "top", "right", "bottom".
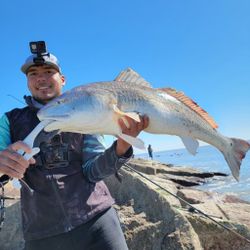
[
  {"left": 82, "top": 134, "right": 133, "bottom": 183},
  {"left": 0, "top": 114, "right": 11, "bottom": 151}
]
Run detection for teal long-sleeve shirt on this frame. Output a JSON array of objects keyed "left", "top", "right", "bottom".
[
  {"left": 0, "top": 113, "right": 132, "bottom": 183},
  {"left": 0, "top": 114, "right": 11, "bottom": 151}
]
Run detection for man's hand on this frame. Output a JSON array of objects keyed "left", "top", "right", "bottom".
[
  {"left": 0, "top": 141, "right": 35, "bottom": 179},
  {"left": 116, "top": 115, "right": 149, "bottom": 156}
]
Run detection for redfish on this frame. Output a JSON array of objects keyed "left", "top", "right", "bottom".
[{"left": 37, "top": 68, "right": 250, "bottom": 181}]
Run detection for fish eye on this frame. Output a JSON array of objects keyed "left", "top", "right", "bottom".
[{"left": 56, "top": 98, "right": 67, "bottom": 105}]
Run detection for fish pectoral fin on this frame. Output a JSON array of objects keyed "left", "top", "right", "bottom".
[
  {"left": 118, "top": 133, "right": 145, "bottom": 150},
  {"left": 113, "top": 105, "right": 141, "bottom": 124},
  {"left": 180, "top": 136, "right": 199, "bottom": 155}
]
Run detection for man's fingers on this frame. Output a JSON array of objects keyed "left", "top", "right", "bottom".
[
  {"left": 1, "top": 153, "right": 28, "bottom": 174},
  {"left": 0, "top": 141, "right": 33, "bottom": 179},
  {"left": 120, "top": 117, "right": 131, "bottom": 129},
  {"left": 1, "top": 161, "right": 25, "bottom": 179},
  {"left": 4, "top": 149, "right": 30, "bottom": 169},
  {"left": 8, "top": 141, "right": 33, "bottom": 154},
  {"left": 118, "top": 118, "right": 129, "bottom": 131},
  {"left": 28, "top": 157, "right": 36, "bottom": 165},
  {"left": 136, "top": 115, "right": 146, "bottom": 130},
  {"left": 118, "top": 115, "right": 149, "bottom": 138},
  {"left": 116, "top": 115, "right": 149, "bottom": 155},
  {"left": 142, "top": 115, "right": 149, "bottom": 129}
]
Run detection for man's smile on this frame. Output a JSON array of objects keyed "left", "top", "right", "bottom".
[{"left": 36, "top": 85, "right": 52, "bottom": 91}]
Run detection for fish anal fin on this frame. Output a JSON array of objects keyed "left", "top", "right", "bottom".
[
  {"left": 114, "top": 68, "right": 151, "bottom": 87},
  {"left": 180, "top": 136, "right": 199, "bottom": 155},
  {"left": 160, "top": 88, "right": 218, "bottom": 129}
]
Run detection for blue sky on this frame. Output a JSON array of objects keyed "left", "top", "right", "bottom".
[{"left": 1, "top": 0, "right": 250, "bottom": 153}]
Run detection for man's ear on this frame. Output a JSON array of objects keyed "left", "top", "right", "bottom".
[{"left": 61, "top": 75, "right": 66, "bottom": 86}]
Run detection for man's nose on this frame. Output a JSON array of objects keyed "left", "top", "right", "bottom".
[{"left": 36, "top": 73, "right": 47, "bottom": 82}]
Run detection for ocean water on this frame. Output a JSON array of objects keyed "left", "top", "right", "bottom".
[{"left": 136, "top": 145, "right": 250, "bottom": 202}]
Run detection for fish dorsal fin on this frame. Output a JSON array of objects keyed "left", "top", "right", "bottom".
[
  {"left": 160, "top": 88, "right": 218, "bottom": 129},
  {"left": 114, "top": 67, "right": 151, "bottom": 87}
]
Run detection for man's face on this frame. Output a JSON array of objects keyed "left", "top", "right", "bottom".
[{"left": 26, "top": 65, "right": 65, "bottom": 104}]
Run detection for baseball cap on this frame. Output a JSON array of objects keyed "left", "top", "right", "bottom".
[{"left": 21, "top": 53, "right": 62, "bottom": 74}]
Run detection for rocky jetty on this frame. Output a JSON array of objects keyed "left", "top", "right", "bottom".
[{"left": 1, "top": 158, "right": 250, "bottom": 250}]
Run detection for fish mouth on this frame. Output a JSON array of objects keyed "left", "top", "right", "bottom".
[
  {"left": 40, "top": 116, "right": 70, "bottom": 132},
  {"left": 43, "top": 120, "right": 63, "bottom": 132},
  {"left": 37, "top": 113, "right": 72, "bottom": 132},
  {"left": 37, "top": 112, "right": 71, "bottom": 121}
]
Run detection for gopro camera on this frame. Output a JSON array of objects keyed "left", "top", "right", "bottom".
[{"left": 29, "top": 41, "right": 50, "bottom": 64}]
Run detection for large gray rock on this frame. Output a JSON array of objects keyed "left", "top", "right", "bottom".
[
  {"left": 1, "top": 158, "right": 250, "bottom": 250},
  {"left": 0, "top": 183, "right": 24, "bottom": 250},
  {"left": 106, "top": 168, "right": 202, "bottom": 250},
  {"left": 105, "top": 159, "right": 250, "bottom": 250}
]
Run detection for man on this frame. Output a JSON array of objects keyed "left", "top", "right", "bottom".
[
  {"left": 0, "top": 42, "right": 149, "bottom": 250},
  {"left": 147, "top": 144, "right": 153, "bottom": 160}
]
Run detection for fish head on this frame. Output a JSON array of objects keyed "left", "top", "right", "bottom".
[{"left": 37, "top": 89, "right": 95, "bottom": 132}]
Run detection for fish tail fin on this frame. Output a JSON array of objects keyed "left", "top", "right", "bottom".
[{"left": 222, "top": 138, "right": 250, "bottom": 181}]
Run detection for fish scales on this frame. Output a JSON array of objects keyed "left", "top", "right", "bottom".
[{"left": 37, "top": 68, "right": 250, "bottom": 181}]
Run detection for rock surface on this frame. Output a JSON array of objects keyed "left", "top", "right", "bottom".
[
  {"left": 0, "top": 182, "right": 24, "bottom": 250},
  {"left": 1, "top": 158, "right": 250, "bottom": 250}
]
